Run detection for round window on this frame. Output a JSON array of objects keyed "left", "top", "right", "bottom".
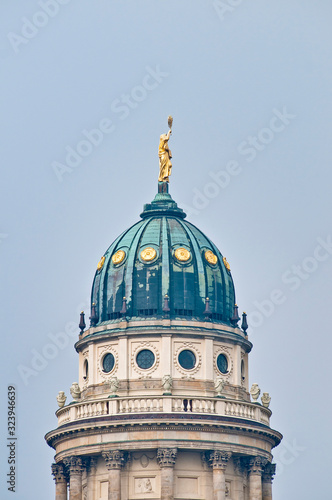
[
  {"left": 102, "top": 353, "right": 115, "bottom": 373},
  {"left": 178, "top": 349, "right": 196, "bottom": 370},
  {"left": 217, "top": 354, "right": 228, "bottom": 374},
  {"left": 136, "top": 349, "right": 155, "bottom": 370}
]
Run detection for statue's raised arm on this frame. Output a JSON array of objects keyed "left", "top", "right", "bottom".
[{"left": 158, "top": 116, "right": 173, "bottom": 183}]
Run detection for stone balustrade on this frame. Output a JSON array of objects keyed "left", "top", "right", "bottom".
[{"left": 56, "top": 395, "right": 271, "bottom": 428}]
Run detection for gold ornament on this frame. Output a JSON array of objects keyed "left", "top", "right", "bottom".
[
  {"left": 112, "top": 250, "right": 126, "bottom": 265},
  {"left": 97, "top": 256, "right": 105, "bottom": 271},
  {"left": 223, "top": 256, "right": 231, "bottom": 272},
  {"left": 141, "top": 247, "right": 157, "bottom": 262},
  {"left": 174, "top": 247, "right": 191, "bottom": 262},
  {"left": 205, "top": 250, "right": 218, "bottom": 265}
]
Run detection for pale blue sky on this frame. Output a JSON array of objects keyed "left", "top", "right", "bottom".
[{"left": 1, "top": 1, "right": 332, "bottom": 498}]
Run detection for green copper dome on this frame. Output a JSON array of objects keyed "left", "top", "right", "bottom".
[{"left": 91, "top": 189, "right": 236, "bottom": 326}]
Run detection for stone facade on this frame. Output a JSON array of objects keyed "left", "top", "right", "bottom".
[{"left": 46, "top": 319, "right": 281, "bottom": 500}]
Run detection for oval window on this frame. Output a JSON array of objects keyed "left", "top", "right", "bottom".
[
  {"left": 102, "top": 353, "right": 115, "bottom": 373},
  {"left": 136, "top": 349, "right": 155, "bottom": 370},
  {"left": 178, "top": 349, "right": 196, "bottom": 370},
  {"left": 217, "top": 354, "right": 228, "bottom": 374},
  {"left": 83, "top": 359, "right": 89, "bottom": 380}
]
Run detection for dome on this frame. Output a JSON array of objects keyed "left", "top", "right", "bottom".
[{"left": 91, "top": 189, "right": 236, "bottom": 326}]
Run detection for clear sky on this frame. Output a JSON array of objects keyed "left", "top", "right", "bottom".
[{"left": 1, "top": 1, "right": 332, "bottom": 498}]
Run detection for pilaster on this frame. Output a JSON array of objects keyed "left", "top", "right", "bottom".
[
  {"left": 233, "top": 457, "right": 246, "bottom": 500},
  {"left": 86, "top": 457, "right": 98, "bottom": 500}
]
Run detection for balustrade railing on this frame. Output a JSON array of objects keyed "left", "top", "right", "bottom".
[{"left": 56, "top": 395, "right": 270, "bottom": 427}]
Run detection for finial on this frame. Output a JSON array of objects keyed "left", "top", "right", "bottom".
[
  {"left": 230, "top": 304, "right": 240, "bottom": 326},
  {"left": 79, "top": 311, "right": 86, "bottom": 333},
  {"left": 241, "top": 312, "right": 248, "bottom": 335},
  {"left": 204, "top": 297, "right": 212, "bottom": 320},
  {"left": 158, "top": 116, "right": 173, "bottom": 185},
  {"left": 90, "top": 303, "right": 98, "bottom": 327},
  {"left": 162, "top": 294, "right": 170, "bottom": 315},
  {"left": 120, "top": 297, "right": 127, "bottom": 316}
]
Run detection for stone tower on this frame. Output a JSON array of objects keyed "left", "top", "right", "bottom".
[{"left": 45, "top": 180, "right": 282, "bottom": 500}]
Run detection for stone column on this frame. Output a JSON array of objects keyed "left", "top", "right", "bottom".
[
  {"left": 102, "top": 450, "right": 124, "bottom": 500},
  {"left": 52, "top": 463, "right": 68, "bottom": 500},
  {"left": 233, "top": 458, "right": 246, "bottom": 500},
  {"left": 63, "top": 457, "right": 83, "bottom": 500},
  {"left": 262, "top": 463, "right": 276, "bottom": 500},
  {"left": 87, "top": 457, "right": 98, "bottom": 500},
  {"left": 157, "top": 448, "right": 177, "bottom": 500},
  {"left": 209, "top": 451, "right": 231, "bottom": 500},
  {"left": 248, "top": 457, "right": 267, "bottom": 500}
]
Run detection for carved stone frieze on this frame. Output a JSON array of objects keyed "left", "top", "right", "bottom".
[{"left": 157, "top": 448, "right": 177, "bottom": 468}]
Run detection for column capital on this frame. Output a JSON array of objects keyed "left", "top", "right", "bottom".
[
  {"left": 209, "top": 450, "right": 231, "bottom": 470},
  {"left": 157, "top": 448, "right": 177, "bottom": 468},
  {"left": 63, "top": 456, "right": 83, "bottom": 476},
  {"left": 51, "top": 463, "right": 67, "bottom": 483},
  {"left": 247, "top": 456, "right": 268, "bottom": 475},
  {"left": 262, "top": 462, "right": 276, "bottom": 483},
  {"left": 102, "top": 450, "right": 125, "bottom": 470}
]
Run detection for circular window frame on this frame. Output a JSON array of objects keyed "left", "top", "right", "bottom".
[
  {"left": 132, "top": 342, "right": 159, "bottom": 376},
  {"left": 98, "top": 346, "right": 118, "bottom": 380},
  {"left": 213, "top": 347, "right": 233, "bottom": 379},
  {"left": 216, "top": 353, "right": 229, "bottom": 375},
  {"left": 102, "top": 352, "right": 116, "bottom": 374},
  {"left": 136, "top": 349, "right": 156, "bottom": 370},
  {"left": 178, "top": 349, "right": 197, "bottom": 371},
  {"left": 174, "top": 343, "right": 202, "bottom": 376}
]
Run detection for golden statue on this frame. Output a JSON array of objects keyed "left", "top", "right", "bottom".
[{"left": 158, "top": 116, "right": 173, "bottom": 183}]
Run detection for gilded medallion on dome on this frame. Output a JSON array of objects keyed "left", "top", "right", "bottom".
[
  {"left": 205, "top": 250, "right": 218, "bottom": 266},
  {"left": 174, "top": 247, "right": 191, "bottom": 262},
  {"left": 112, "top": 250, "right": 126, "bottom": 265},
  {"left": 140, "top": 247, "right": 157, "bottom": 262},
  {"left": 223, "top": 256, "right": 231, "bottom": 272},
  {"left": 97, "top": 256, "right": 105, "bottom": 271}
]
